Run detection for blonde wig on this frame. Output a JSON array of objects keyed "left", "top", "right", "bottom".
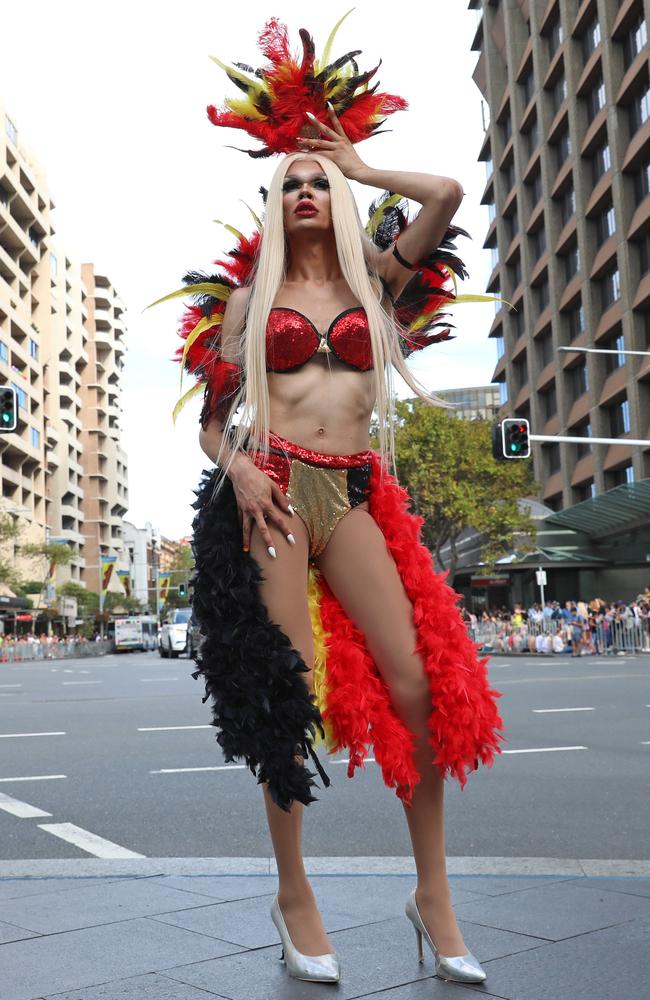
[{"left": 209, "top": 152, "right": 454, "bottom": 494}]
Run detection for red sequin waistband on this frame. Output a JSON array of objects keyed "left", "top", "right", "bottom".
[{"left": 250, "top": 430, "right": 374, "bottom": 469}]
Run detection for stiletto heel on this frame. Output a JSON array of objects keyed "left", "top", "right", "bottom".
[
  {"left": 270, "top": 894, "right": 341, "bottom": 983},
  {"left": 404, "top": 888, "right": 487, "bottom": 984}
]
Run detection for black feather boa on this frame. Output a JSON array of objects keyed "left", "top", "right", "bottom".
[{"left": 188, "top": 467, "right": 332, "bottom": 812}]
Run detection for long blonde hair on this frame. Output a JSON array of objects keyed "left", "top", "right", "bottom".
[{"left": 211, "top": 152, "right": 452, "bottom": 492}]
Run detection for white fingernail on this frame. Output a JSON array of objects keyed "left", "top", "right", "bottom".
[
  {"left": 306, "top": 111, "right": 316, "bottom": 119},
  {"left": 287, "top": 504, "right": 295, "bottom": 515},
  {"left": 327, "top": 101, "right": 334, "bottom": 111},
  {"left": 268, "top": 546, "right": 276, "bottom": 558},
  {"left": 287, "top": 533, "right": 296, "bottom": 546}
]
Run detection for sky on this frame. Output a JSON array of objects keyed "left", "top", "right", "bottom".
[{"left": 1, "top": 0, "right": 496, "bottom": 539}]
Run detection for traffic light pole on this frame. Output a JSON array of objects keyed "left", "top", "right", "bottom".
[{"left": 529, "top": 434, "right": 650, "bottom": 446}]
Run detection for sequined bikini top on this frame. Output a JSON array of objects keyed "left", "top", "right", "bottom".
[{"left": 266, "top": 306, "right": 373, "bottom": 373}]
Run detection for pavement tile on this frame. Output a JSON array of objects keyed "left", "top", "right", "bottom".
[
  {"left": 153, "top": 873, "right": 283, "bottom": 902},
  {"left": 446, "top": 874, "right": 579, "bottom": 897},
  {"left": 465, "top": 915, "right": 650, "bottom": 1000},
  {"left": 454, "top": 879, "right": 650, "bottom": 941},
  {"left": 162, "top": 913, "right": 544, "bottom": 1000},
  {"left": 45, "top": 972, "right": 229, "bottom": 999},
  {"left": 0, "top": 918, "right": 41, "bottom": 944},
  {"left": 0, "top": 875, "right": 150, "bottom": 902},
  {"left": 0, "top": 915, "right": 245, "bottom": 1000},
  {"left": 0, "top": 878, "right": 224, "bottom": 934},
  {"left": 562, "top": 875, "right": 650, "bottom": 899}
]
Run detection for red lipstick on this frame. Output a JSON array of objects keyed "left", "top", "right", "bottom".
[{"left": 295, "top": 201, "right": 318, "bottom": 216}]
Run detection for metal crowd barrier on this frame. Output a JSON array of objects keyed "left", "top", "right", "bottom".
[
  {"left": 469, "top": 618, "right": 650, "bottom": 655},
  {"left": 0, "top": 639, "right": 113, "bottom": 662}
]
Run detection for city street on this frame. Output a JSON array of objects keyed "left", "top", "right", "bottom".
[{"left": 1, "top": 650, "right": 648, "bottom": 863}]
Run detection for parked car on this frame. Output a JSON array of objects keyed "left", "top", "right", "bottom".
[{"left": 158, "top": 607, "right": 192, "bottom": 658}]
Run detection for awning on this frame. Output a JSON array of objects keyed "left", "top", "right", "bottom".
[{"left": 545, "top": 479, "right": 650, "bottom": 540}]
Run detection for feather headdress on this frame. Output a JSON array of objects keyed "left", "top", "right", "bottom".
[{"left": 206, "top": 12, "right": 408, "bottom": 157}]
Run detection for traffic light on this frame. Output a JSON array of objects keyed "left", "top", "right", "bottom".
[
  {"left": 0, "top": 386, "right": 18, "bottom": 433},
  {"left": 178, "top": 581, "right": 188, "bottom": 599},
  {"left": 492, "top": 418, "right": 531, "bottom": 460}
]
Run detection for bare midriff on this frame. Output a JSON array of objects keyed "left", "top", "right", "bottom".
[{"left": 266, "top": 354, "right": 376, "bottom": 455}]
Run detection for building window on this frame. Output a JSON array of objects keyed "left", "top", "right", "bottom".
[
  {"left": 592, "top": 140, "right": 611, "bottom": 183},
  {"left": 495, "top": 335, "right": 505, "bottom": 360},
  {"left": 525, "top": 118, "right": 539, "bottom": 159},
  {"left": 499, "top": 382, "right": 508, "bottom": 406},
  {"left": 49, "top": 253, "right": 58, "bottom": 278},
  {"left": 510, "top": 253, "right": 522, "bottom": 289},
  {"left": 609, "top": 398, "right": 630, "bottom": 436},
  {"left": 575, "top": 422, "right": 592, "bottom": 458},
  {"left": 576, "top": 479, "right": 596, "bottom": 501},
  {"left": 551, "top": 75, "right": 568, "bottom": 116},
  {"left": 513, "top": 354, "right": 528, "bottom": 391},
  {"left": 0, "top": 342, "right": 7, "bottom": 363},
  {"left": 503, "top": 158, "right": 515, "bottom": 193},
  {"left": 29, "top": 338, "right": 39, "bottom": 360},
  {"left": 553, "top": 128, "right": 571, "bottom": 172},
  {"left": 531, "top": 225, "right": 546, "bottom": 261},
  {"left": 4, "top": 116, "right": 17, "bottom": 146},
  {"left": 562, "top": 244, "right": 580, "bottom": 282},
  {"left": 596, "top": 200, "right": 616, "bottom": 243},
  {"left": 513, "top": 304, "right": 526, "bottom": 339},
  {"left": 501, "top": 112, "right": 512, "bottom": 144},
  {"left": 587, "top": 75, "right": 607, "bottom": 119},
  {"left": 522, "top": 70, "right": 535, "bottom": 108},
  {"left": 30, "top": 427, "right": 40, "bottom": 448},
  {"left": 548, "top": 19, "right": 563, "bottom": 58},
  {"left": 536, "top": 276, "right": 550, "bottom": 312},
  {"left": 566, "top": 300, "right": 585, "bottom": 340},
  {"left": 637, "top": 229, "right": 650, "bottom": 275},
  {"left": 487, "top": 201, "right": 496, "bottom": 223},
  {"left": 624, "top": 13, "right": 648, "bottom": 70},
  {"left": 505, "top": 206, "right": 519, "bottom": 242},
  {"left": 633, "top": 160, "right": 650, "bottom": 202},
  {"left": 10, "top": 382, "right": 27, "bottom": 409},
  {"left": 560, "top": 186, "right": 576, "bottom": 227},
  {"left": 570, "top": 361, "right": 589, "bottom": 397},
  {"left": 630, "top": 84, "right": 650, "bottom": 134},
  {"left": 604, "top": 333, "right": 626, "bottom": 374},
  {"left": 582, "top": 17, "right": 602, "bottom": 62},
  {"left": 626, "top": 464, "right": 635, "bottom": 484},
  {"left": 546, "top": 443, "right": 561, "bottom": 473},
  {"left": 541, "top": 382, "right": 557, "bottom": 420},
  {"left": 537, "top": 332, "right": 553, "bottom": 368},
  {"left": 599, "top": 266, "right": 621, "bottom": 310}
]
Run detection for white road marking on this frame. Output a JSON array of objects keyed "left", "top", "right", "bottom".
[
  {"left": 0, "top": 792, "right": 52, "bottom": 818},
  {"left": 0, "top": 774, "right": 66, "bottom": 783},
  {"left": 151, "top": 758, "right": 373, "bottom": 774},
  {"left": 140, "top": 677, "right": 180, "bottom": 682},
  {"left": 0, "top": 731, "right": 66, "bottom": 739},
  {"left": 502, "top": 746, "right": 588, "bottom": 754},
  {"left": 138, "top": 725, "right": 211, "bottom": 731},
  {"left": 532, "top": 707, "right": 595, "bottom": 713},
  {"left": 37, "top": 822, "right": 146, "bottom": 859},
  {"left": 62, "top": 680, "right": 102, "bottom": 686},
  {"left": 0, "top": 683, "right": 22, "bottom": 688}
]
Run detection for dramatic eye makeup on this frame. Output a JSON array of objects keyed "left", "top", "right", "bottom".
[{"left": 282, "top": 175, "right": 330, "bottom": 192}]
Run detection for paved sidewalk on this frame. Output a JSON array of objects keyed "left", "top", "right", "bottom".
[{"left": 0, "top": 857, "right": 648, "bottom": 1000}]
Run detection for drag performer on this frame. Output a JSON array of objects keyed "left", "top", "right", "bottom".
[{"left": 155, "top": 15, "right": 506, "bottom": 986}]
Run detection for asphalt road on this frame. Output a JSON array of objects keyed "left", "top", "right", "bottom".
[{"left": 0, "top": 649, "right": 648, "bottom": 861}]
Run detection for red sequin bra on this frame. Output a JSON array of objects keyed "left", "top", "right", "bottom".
[{"left": 266, "top": 306, "right": 373, "bottom": 372}]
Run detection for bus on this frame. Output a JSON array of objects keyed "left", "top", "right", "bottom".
[{"left": 107, "top": 615, "right": 159, "bottom": 652}]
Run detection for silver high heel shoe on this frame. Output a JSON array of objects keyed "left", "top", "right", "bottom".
[
  {"left": 404, "top": 888, "right": 487, "bottom": 983},
  {"left": 270, "top": 894, "right": 341, "bottom": 983}
]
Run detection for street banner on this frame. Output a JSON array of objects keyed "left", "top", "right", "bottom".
[
  {"left": 101, "top": 555, "right": 117, "bottom": 595},
  {"left": 116, "top": 569, "right": 131, "bottom": 597},
  {"left": 158, "top": 571, "right": 171, "bottom": 603}
]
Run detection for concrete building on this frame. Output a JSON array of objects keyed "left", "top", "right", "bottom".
[
  {"left": 469, "top": 0, "right": 650, "bottom": 510},
  {"left": 0, "top": 100, "right": 131, "bottom": 623},
  {"left": 122, "top": 520, "right": 160, "bottom": 611},
  {"left": 432, "top": 384, "right": 502, "bottom": 421}
]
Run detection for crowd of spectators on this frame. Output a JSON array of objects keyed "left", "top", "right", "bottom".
[
  {"left": 0, "top": 630, "right": 106, "bottom": 661},
  {"left": 461, "top": 588, "right": 650, "bottom": 656}
]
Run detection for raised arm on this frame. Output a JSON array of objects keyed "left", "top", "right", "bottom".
[{"left": 298, "top": 107, "right": 464, "bottom": 300}]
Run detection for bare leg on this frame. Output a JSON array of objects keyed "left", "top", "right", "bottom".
[
  {"left": 317, "top": 507, "right": 468, "bottom": 956},
  {"left": 250, "top": 514, "right": 334, "bottom": 957}
]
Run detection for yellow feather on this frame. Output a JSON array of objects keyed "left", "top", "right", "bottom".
[
  {"left": 213, "top": 220, "right": 245, "bottom": 241},
  {"left": 179, "top": 315, "right": 222, "bottom": 386},
  {"left": 172, "top": 381, "right": 205, "bottom": 425},
  {"left": 208, "top": 55, "right": 265, "bottom": 100},
  {"left": 317, "top": 8, "right": 355, "bottom": 74},
  {"left": 145, "top": 282, "right": 232, "bottom": 310},
  {"left": 308, "top": 568, "right": 336, "bottom": 753},
  {"left": 226, "top": 96, "right": 266, "bottom": 121},
  {"left": 365, "top": 192, "right": 403, "bottom": 239},
  {"left": 240, "top": 201, "right": 263, "bottom": 232}
]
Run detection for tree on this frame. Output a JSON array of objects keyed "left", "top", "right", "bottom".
[
  {"left": 392, "top": 399, "right": 539, "bottom": 584},
  {"left": 0, "top": 514, "right": 24, "bottom": 593}
]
